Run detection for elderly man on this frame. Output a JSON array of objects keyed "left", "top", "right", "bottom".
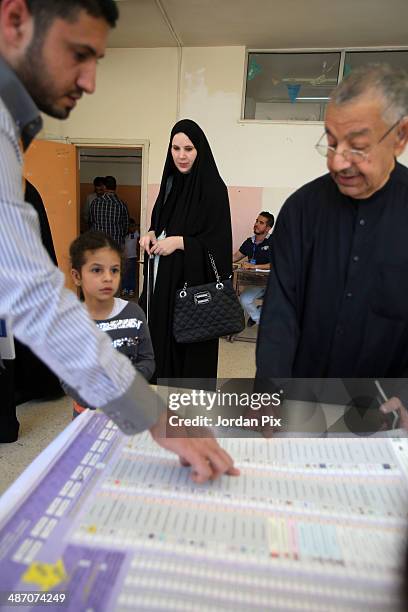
[
  {"left": 257, "top": 65, "right": 408, "bottom": 414},
  {"left": 0, "top": 0, "right": 237, "bottom": 482}
]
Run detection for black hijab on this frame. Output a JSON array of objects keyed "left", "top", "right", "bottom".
[{"left": 150, "top": 119, "right": 232, "bottom": 282}]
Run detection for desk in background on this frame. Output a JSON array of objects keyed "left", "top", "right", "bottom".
[
  {"left": 230, "top": 267, "right": 270, "bottom": 342},
  {"left": 0, "top": 409, "right": 407, "bottom": 610}
]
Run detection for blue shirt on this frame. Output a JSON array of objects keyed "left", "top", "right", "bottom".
[{"left": 239, "top": 235, "right": 272, "bottom": 265}]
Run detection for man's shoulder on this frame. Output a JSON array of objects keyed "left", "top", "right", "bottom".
[
  {"left": 90, "top": 194, "right": 104, "bottom": 206},
  {"left": 289, "top": 173, "right": 332, "bottom": 202},
  {"left": 393, "top": 162, "right": 408, "bottom": 188},
  {"left": 240, "top": 236, "right": 252, "bottom": 249},
  {"left": 109, "top": 192, "right": 127, "bottom": 206},
  {"left": 0, "top": 96, "right": 20, "bottom": 159},
  {"left": 0, "top": 97, "right": 16, "bottom": 137},
  {"left": 280, "top": 173, "right": 333, "bottom": 215}
]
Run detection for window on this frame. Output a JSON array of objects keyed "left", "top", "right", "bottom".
[
  {"left": 244, "top": 52, "right": 340, "bottom": 121},
  {"left": 344, "top": 50, "right": 408, "bottom": 74},
  {"left": 243, "top": 49, "right": 408, "bottom": 122}
]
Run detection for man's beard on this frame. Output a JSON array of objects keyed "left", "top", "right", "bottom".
[{"left": 14, "top": 40, "right": 71, "bottom": 119}]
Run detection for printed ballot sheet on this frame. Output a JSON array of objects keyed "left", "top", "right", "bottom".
[{"left": 0, "top": 413, "right": 407, "bottom": 611}]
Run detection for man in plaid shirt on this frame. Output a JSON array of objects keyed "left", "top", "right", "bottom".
[{"left": 89, "top": 175, "right": 129, "bottom": 245}]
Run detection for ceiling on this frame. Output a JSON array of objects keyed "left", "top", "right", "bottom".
[{"left": 109, "top": 0, "right": 408, "bottom": 49}]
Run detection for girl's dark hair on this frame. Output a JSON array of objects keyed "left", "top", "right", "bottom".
[{"left": 70, "top": 231, "right": 123, "bottom": 271}]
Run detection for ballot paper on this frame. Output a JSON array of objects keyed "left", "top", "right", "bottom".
[{"left": 0, "top": 412, "right": 407, "bottom": 611}]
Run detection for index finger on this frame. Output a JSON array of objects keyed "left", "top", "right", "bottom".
[
  {"left": 195, "top": 440, "right": 239, "bottom": 482},
  {"left": 180, "top": 445, "right": 213, "bottom": 483},
  {"left": 204, "top": 442, "right": 240, "bottom": 479}
]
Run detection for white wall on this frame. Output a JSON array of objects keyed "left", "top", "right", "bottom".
[
  {"left": 42, "top": 44, "right": 408, "bottom": 228},
  {"left": 80, "top": 160, "right": 142, "bottom": 185},
  {"left": 180, "top": 48, "right": 326, "bottom": 185},
  {"left": 42, "top": 48, "right": 180, "bottom": 185}
]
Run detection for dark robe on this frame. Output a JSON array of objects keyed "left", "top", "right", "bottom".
[
  {"left": 0, "top": 181, "right": 63, "bottom": 442},
  {"left": 257, "top": 162, "right": 408, "bottom": 379},
  {"left": 140, "top": 119, "right": 232, "bottom": 381},
  {"left": 13, "top": 181, "right": 63, "bottom": 403}
]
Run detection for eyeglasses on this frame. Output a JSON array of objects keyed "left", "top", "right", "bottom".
[{"left": 315, "top": 117, "right": 403, "bottom": 164}]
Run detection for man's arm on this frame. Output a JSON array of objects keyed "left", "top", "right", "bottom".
[
  {"left": 233, "top": 250, "right": 245, "bottom": 263},
  {"left": 88, "top": 198, "right": 96, "bottom": 227},
  {"left": 242, "top": 262, "right": 270, "bottom": 270},
  {"left": 134, "top": 310, "right": 155, "bottom": 382},
  {"left": 1, "top": 194, "right": 238, "bottom": 480},
  {"left": 122, "top": 201, "right": 129, "bottom": 237},
  {"left": 256, "top": 199, "right": 301, "bottom": 378}
]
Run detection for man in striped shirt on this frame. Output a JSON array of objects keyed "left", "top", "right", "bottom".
[
  {"left": 89, "top": 175, "right": 129, "bottom": 246},
  {"left": 0, "top": 0, "right": 238, "bottom": 483}
]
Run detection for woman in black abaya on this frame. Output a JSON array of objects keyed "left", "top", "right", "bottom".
[{"left": 139, "top": 119, "right": 232, "bottom": 381}]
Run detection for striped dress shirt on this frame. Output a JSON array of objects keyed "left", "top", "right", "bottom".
[
  {"left": 0, "top": 57, "right": 136, "bottom": 409},
  {"left": 89, "top": 192, "right": 129, "bottom": 245}
]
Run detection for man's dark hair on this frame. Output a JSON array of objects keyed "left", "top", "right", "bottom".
[
  {"left": 104, "top": 175, "right": 117, "bottom": 190},
  {"left": 259, "top": 211, "right": 275, "bottom": 228},
  {"left": 93, "top": 176, "right": 105, "bottom": 187},
  {"left": 25, "top": 0, "right": 119, "bottom": 32}
]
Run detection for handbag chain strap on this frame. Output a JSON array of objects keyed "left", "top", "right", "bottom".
[
  {"left": 208, "top": 253, "right": 222, "bottom": 285},
  {"left": 180, "top": 252, "right": 224, "bottom": 297}
]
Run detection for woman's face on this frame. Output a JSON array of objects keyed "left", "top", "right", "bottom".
[{"left": 171, "top": 132, "right": 197, "bottom": 173}]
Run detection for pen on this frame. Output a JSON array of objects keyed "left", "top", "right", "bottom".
[{"left": 374, "top": 379, "right": 399, "bottom": 429}]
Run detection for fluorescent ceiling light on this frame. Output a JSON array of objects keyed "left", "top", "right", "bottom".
[{"left": 296, "top": 97, "right": 330, "bottom": 101}]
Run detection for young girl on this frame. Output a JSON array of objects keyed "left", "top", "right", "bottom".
[{"left": 68, "top": 231, "right": 155, "bottom": 417}]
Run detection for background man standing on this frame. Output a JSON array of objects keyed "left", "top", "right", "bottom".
[
  {"left": 89, "top": 174, "right": 129, "bottom": 246},
  {"left": 82, "top": 175, "right": 105, "bottom": 231}
]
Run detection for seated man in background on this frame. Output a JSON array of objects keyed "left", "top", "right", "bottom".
[{"left": 233, "top": 211, "right": 274, "bottom": 327}]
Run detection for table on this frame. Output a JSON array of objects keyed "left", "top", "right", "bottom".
[{"left": 230, "top": 267, "right": 270, "bottom": 342}]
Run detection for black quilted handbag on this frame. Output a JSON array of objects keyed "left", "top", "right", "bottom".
[{"left": 173, "top": 253, "right": 245, "bottom": 343}]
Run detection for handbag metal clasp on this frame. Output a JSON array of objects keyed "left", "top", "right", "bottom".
[{"left": 194, "top": 290, "right": 212, "bottom": 305}]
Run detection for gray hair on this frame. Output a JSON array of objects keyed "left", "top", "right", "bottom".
[{"left": 330, "top": 63, "right": 408, "bottom": 124}]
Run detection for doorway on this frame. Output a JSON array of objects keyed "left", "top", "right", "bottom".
[{"left": 78, "top": 146, "right": 143, "bottom": 296}]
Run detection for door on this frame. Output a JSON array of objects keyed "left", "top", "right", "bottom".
[{"left": 24, "top": 140, "right": 78, "bottom": 291}]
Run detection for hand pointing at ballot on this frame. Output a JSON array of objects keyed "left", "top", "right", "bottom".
[{"left": 149, "top": 412, "right": 240, "bottom": 483}]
